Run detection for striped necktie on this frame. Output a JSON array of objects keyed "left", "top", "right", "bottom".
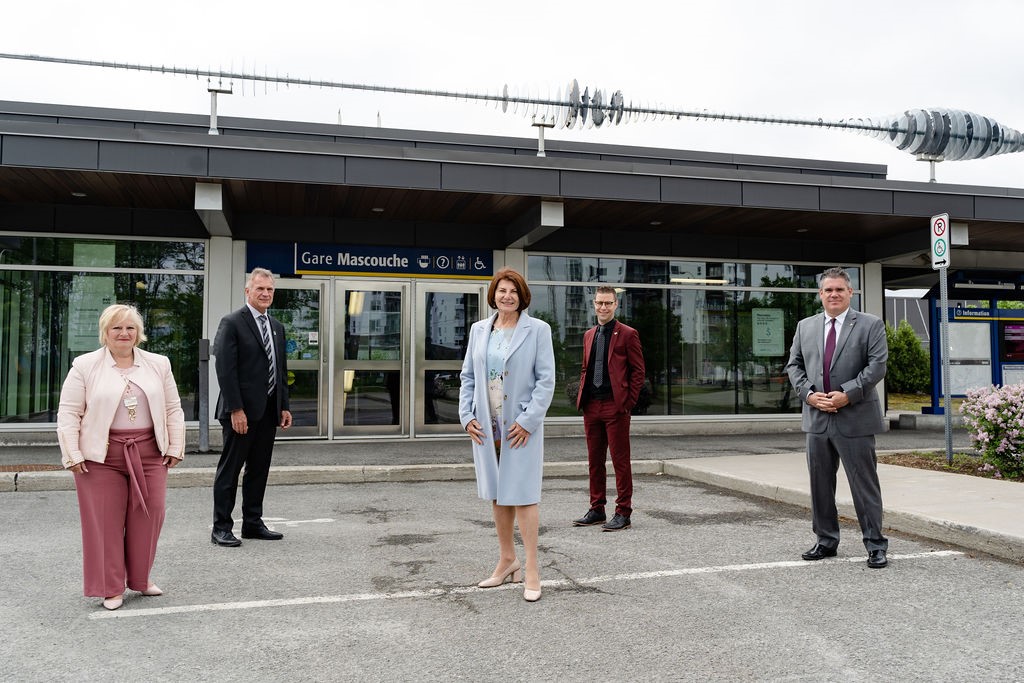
[
  {"left": 258, "top": 315, "right": 276, "bottom": 396},
  {"left": 593, "top": 325, "right": 606, "bottom": 387}
]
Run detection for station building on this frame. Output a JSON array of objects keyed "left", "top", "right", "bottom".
[{"left": 2, "top": 100, "right": 1023, "bottom": 443}]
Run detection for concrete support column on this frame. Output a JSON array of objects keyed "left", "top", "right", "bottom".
[
  {"left": 205, "top": 236, "right": 239, "bottom": 423},
  {"left": 862, "top": 261, "right": 887, "bottom": 417}
]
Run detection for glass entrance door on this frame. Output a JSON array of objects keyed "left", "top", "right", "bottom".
[
  {"left": 414, "top": 282, "right": 486, "bottom": 435},
  {"left": 271, "top": 279, "right": 328, "bottom": 437},
  {"left": 333, "top": 281, "right": 408, "bottom": 436}
]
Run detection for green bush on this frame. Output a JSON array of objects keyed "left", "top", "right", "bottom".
[{"left": 885, "top": 320, "right": 930, "bottom": 394}]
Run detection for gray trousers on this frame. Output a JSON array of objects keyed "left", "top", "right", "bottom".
[{"left": 806, "top": 422, "right": 888, "bottom": 552}]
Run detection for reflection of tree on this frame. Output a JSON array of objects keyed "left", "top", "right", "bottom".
[
  {"left": 124, "top": 273, "right": 203, "bottom": 419},
  {"left": 628, "top": 294, "right": 682, "bottom": 410},
  {"left": 531, "top": 311, "right": 570, "bottom": 383},
  {"left": 0, "top": 238, "right": 206, "bottom": 422},
  {"left": 733, "top": 275, "right": 817, "bottom": 411}
]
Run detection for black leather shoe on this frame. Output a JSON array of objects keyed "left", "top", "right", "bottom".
[
  {"left": 211, "top": 529, "right": 241, "bottom": 547},
  {"left": 601, "top": 514, "right": 631, "bottom": 532},
  {"left": 867, "top": 549, "right": 888, "bottom": 568},
  {"left": 241, "top": 525, "right": 284, "bottom": 540},
  {"left": 572, "top": 509, "right": 606, "bottom": 527},
  {"left": 801, "top": 543, "right": 838, "bottom": 561}
]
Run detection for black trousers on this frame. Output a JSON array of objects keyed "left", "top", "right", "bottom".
[{"left": 212, "top": 393, "right": 279, "bottom": 532}]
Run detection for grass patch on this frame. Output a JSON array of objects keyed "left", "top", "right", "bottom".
[
  {"left": 888, "top": 392, "right": 963, "bottom": 414},
  {"left": 878, "top": 450, "right": 1019, "bottom": 481}
]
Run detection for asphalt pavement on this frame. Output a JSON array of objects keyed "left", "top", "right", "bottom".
[{"left": 4, "top": 419, "right": 1024, "bottom": 681}]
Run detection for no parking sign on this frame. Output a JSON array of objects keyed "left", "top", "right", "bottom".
[{"left": 931, "top": 212, "right": 950, "bottom": 269}]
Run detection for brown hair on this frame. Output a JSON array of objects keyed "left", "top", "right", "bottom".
[
  {"left": 818, "top": 267, "right": 852, "bottom": 288},
  {"left": 487, "top": 267, "right": 531, "bottom": 311},
  {"left": 594, "top": 285, "right": 617, "bottom": 299}
]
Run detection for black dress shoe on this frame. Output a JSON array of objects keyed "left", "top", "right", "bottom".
[
  {"left": 241, "top": 525, "right": 284, "bottom": 540},
  {"left": 572, "top": 509, "right": 606, "bottom": 527},
  {"left": 867, "top": 549, "right": 888, "bottom": 568},
  {"left": 801, "top": 543, "right": 838, "bottom": 561},
  {"left": 601, "top": 514, "right": 631, "bottom": 532},
  {"left": 211, "top": 529, "right": 241, "bottom": 547}
]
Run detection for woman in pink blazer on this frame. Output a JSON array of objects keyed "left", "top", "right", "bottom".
[{"left": 57, "top": 304, "right": 185, "bottom": 610}]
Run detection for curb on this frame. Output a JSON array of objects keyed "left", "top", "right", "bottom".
[{"left": 664, "top": 458, "right": 1024, "bottom": 565}]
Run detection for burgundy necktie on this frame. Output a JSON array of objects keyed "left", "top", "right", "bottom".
[{"left": 822, "top": 318, "right": 836, "bottom": 393}]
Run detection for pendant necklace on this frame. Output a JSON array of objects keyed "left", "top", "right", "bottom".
[{"left": 120, "top": 368, "right": 138, "bottom": 422}]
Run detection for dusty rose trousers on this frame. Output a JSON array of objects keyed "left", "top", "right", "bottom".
[{"left": 73, "top": 428, "right": 167, "bottom": 597}]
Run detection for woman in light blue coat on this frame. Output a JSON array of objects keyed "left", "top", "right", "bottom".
[{"left": 460, "top": 267, "right": 555, "bottom": 602}]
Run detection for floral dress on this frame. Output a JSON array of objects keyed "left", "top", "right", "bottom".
[{"left": 486, "top": 326, "right": 514, "bottom": 450}]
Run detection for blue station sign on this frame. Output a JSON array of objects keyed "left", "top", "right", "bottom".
[{"left": 248, "top": 242, "right": 493, "bottom": 280}]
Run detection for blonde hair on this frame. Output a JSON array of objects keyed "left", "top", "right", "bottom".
[{"left": 98, "top": 304, "right": 147, "bottom": 346}]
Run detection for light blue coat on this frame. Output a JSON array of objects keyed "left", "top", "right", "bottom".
[{"left": 459, "top": 311, "right": 555, "bottom": 505}]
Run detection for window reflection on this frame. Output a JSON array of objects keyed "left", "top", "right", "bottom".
[
  {"left": 342, "top": 370, "right": 402, "bottom": 425},
  {"left": 343, "top": 290, "right": 401, "bottom": 361},
  {"left": 424, "top": 292, "right": 477, "bottom": 360},
  {"left": 529, "top": 278, "right": 829, "bottom": 417},
  {"left": 0, "top": 268, "right": 204, "bottom": 423},
  {"left": 423, "top": 370, "right": 461, "bottom": 424}
]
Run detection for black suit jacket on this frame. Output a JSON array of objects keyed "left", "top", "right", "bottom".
[{"left": 213, "top": 306, "right": 290, "bottom": 424}]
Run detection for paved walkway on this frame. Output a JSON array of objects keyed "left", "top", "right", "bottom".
[{"left": 5, "top": 424, "right": 1022, "bottom": 564}]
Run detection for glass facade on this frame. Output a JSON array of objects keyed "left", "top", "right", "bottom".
[
  {"left": 0, "top": 236, "right": 205, "bottom": 424},
  {"left": 528, "top": 255, "right": 861, "bottom": 418}
]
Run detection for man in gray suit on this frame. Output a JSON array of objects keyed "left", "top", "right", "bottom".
[{"left": 785, "top": 267, "right": 889, "bottom": 568}]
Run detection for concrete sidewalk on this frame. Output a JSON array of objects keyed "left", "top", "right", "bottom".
[{"left": 668, "top": 452, "right": 1024, "bottom": 564}]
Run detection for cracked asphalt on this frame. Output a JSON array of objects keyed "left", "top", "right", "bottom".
[{"left": 3, "top": 470, "right": 1022, "bottom": 682}]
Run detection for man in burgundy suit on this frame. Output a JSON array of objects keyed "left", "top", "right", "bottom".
[{"left": 573, "top": 286, "right": 646, "bottom": 531}]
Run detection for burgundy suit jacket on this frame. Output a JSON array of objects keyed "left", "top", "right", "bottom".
[{"left": 576, "top": 321, "right": 645, "bottom": 413}]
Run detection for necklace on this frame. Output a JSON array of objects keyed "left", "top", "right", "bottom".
[{"left": 119, "top": 368, "right": 138, "bottom": 422}]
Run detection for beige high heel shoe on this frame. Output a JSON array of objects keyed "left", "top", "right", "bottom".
[
  {"left": 141, "top": 584, "right": 163, "bottom": 596},
  {"left": 102, "top": 595, "right": 124, "bottom": 610},
  {"left": 477, "top": 558, "right": 522, "bottom": 588}
]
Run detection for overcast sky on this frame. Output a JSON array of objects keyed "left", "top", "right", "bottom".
[{"left": 4, "top": 0, "right": 1023, "bottom": 188}]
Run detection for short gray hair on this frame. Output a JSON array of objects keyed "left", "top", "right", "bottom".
[{"left": 246, "top": 267, "right": 275, "bottom": 287}]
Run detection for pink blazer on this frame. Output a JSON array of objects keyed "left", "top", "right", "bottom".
[{"left": 56, "top": 347, "right": 186, "bottom": 468}]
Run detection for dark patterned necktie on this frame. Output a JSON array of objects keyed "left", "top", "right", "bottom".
[
  {"left": 593, "top": 325, "right": 606, "bottom": 387},
  {"left": 258, "top": 315, "right": 276, "bottom": 395},
  {"left": 822, "top": 318, "right": 836, "bottom": 393}
]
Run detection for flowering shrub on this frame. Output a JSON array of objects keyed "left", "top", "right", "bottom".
[{"left": 960, "top": 383, "right": 1024, "bottom": 477}]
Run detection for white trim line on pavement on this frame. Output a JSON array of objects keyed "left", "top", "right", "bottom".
[{"left": 90, "top": 550, "right": 963, "bottom": 620}]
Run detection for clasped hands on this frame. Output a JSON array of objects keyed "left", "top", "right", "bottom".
[
  {"left": 808, "top": 391, "right": 849, "bottom": 413},
  {"left": 465, "top": 419, "right": 531, "bottom": 448}
]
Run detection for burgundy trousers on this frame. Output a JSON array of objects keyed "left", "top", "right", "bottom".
[
  {"left": 582, "top": 398, "right": 633, "bottom": 516},
  {"left": 73, "top": 428, "right": 167, "bottom": 597}
]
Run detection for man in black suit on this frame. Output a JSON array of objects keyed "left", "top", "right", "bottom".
[{"left": 211, "top": 268, "right": 293, "bottom": 547}]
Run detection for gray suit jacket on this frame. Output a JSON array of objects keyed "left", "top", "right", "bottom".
[{"left": 785, "top": 308, "right": 887, "bottom": 437}]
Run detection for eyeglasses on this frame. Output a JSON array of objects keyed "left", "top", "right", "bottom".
[{"left": 594, "top": 301, "right": 616, "bottom": 307}]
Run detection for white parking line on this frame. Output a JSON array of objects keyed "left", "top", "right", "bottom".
[{"left": 90, "top": 550, "right": 963, "bottom": 620}]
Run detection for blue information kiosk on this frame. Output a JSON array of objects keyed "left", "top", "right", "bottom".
[{"left": 925, "top": 272, "right": 1024, "bottom": 414}]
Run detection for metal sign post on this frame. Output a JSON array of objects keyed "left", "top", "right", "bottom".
[{"left": 931, "top": 213, "right": 954, "bottom": 464}]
